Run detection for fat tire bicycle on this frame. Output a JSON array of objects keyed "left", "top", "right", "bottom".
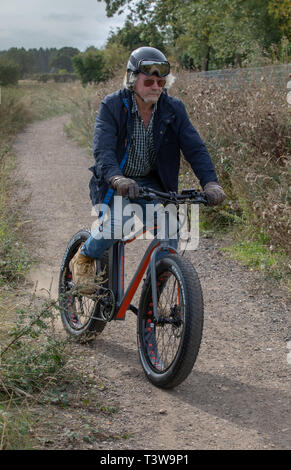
[{"left": 59, "top": 187, "right": 207, "bottom": 389}]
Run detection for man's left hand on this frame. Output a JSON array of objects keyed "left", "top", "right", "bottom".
[{"left": 204, "top": 182, "right": 226, "bottom": 206}]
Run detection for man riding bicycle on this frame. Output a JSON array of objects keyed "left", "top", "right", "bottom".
[{"left": 70, "top": 46, "right": 226, "bottom": 293}]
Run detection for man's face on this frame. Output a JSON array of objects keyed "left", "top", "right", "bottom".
[{"left": 134, "top": 73, "right": 165, "bottom": 104}]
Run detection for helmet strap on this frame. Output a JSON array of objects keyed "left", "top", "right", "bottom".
[{"left": 134, "top": 90, "right": 146, "bottom": 103}]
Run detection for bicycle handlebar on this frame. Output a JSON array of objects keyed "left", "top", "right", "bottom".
[{"left": 138, "top": 186, "right": 208, "bottom": 205}]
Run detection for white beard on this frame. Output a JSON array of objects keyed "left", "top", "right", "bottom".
[{"left": 143, "top": 95, "right": 160, "bottom": 104}]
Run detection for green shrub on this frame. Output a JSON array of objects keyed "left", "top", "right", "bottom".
[
  {"left": 0, "top": 296, "right": 69, "bottom": 450},
  {"left": 72, "top": 49, "right": 111, "bottom": 85},
  {"left": 0, "top": 299, "right": 68, "bottom": 396},
  {"left": 0, "top": 60, "right": 20, "bottom": 86}
]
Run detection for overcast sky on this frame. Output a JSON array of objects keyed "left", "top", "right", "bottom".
[{"left": 0, "top": 0, "right": 127, "bottom": 51}]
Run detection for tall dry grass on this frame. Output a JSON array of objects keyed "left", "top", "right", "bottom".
[
  {"left": 170, "top": 70, "right": 290, "bottom": 255},
  {"left": 64, "top": 72, "right": 124, "bottom": 150}
]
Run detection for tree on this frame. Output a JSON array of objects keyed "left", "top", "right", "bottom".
[
  {"left": 107, "top": 19, "right": 166, "bottom": 52},
  {"left": 0, "top": 47, "right": 35, "bottom": 78},
  {"left": 176, "top": 0, "right": 278, "bottom": 70},
  {"left": 50, "top": 47, "right": 80, "bottom": 73},
  {"left": 0, "top": 58, "right": 20, "bottom": 85},
  {"left": 157, "top": 0, "right": 282, "bottom": 69},
  {"left": 99, "top": 0, "right": 287, "bottom": 70},
  {"left": 268, "top": 0, "right": 291, "bottom": 39},
  {"left": 102, "top": 41, "right": 129, "bottom": 73},
  {"left": 72, "top": 49, "right": 110, "bottom": 85}
]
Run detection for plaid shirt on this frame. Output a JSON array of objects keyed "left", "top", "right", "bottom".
[{"left": 123, "top": 94, "right": 157, "bottom": 177}]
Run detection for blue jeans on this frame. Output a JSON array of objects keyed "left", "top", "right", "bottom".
[{"left": 81, "top": 174, "right": 178, "bottom": 260}]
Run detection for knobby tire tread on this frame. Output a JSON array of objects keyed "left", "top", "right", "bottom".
[
  {"left": 58, "top": 229, "right": 107, "bottom": 339},
  {"left": 137, "top": 254, "right": 204, "bottom": 389}
]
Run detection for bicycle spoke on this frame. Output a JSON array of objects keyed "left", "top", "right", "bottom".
[
  {"left": 63, "top": 269, "right": 97, "bottom": 330},
  {"left": 142, "top": 269, "right": 185, "bottom": 372},
  {"left": 59, "top": 232, "right": 108, "bottom": 339}
]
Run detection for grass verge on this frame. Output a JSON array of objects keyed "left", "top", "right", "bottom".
[
  {"left": 0, "top": 81, "right": 131, "bottom": 449},
  {"left": 0, "top": 81, "right": 74, "bottom": 448},
  {"left": 220, "top": 228, "right": 290, "bottom": 285}
]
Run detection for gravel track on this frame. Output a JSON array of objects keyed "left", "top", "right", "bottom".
[{"left": 12, "top": 114, "right": 290, "bottom": 450}]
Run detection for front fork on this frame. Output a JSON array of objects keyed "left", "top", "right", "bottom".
[
  {"left": 149, "top": 243, "right": 178, "bottom": 322},
  {"left": 150, "top": 210, "right": 179, "bottom": 322}
]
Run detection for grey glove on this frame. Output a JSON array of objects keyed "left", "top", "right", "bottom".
[
  {"left": 204, "top": 181, "right": 226, "bottom": 206},
  {"left": 109, "top": 175, "right": 140, "bottom": 200}
]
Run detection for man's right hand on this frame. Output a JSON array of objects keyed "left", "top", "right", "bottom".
[{"left": 109, "top": 175, "right": 139, "bottom": 200}]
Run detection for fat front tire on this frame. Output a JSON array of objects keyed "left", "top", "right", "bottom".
[
  {"left": 137, "top": 254, "right": 204, "bottom": 389},
  {"left": 58, "top": 229, "right": 108, "bottom": 340}
]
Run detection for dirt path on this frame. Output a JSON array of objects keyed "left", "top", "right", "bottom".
[{"left": 13, "top": 115, "right": 290, "bottom": 450}]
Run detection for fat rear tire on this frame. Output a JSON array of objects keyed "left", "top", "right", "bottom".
[{"left": 58, "top": 229, "right": 108, "bottom": 340}]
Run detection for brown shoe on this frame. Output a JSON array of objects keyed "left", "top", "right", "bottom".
[{"left": 69, "top": 244, "right": 97, "bottom": 295}]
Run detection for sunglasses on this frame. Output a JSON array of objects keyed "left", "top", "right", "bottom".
[
  {"left": 138, "top": 60, "right": 170, "bottom": 77},
  {"left": 143, "top": 78, "right": 166, "bottom": 88}
]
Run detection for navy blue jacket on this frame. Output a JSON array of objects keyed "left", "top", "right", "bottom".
[{"left": 89, "top": 87, "right": 218, "bottom": 206}]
